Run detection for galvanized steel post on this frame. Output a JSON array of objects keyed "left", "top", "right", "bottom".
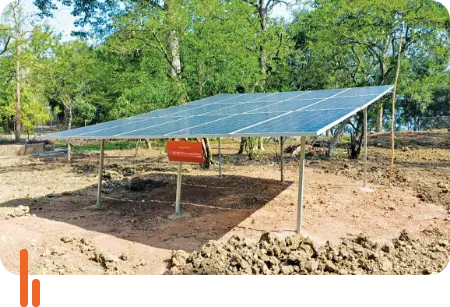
[
  {"left": 280, "top": 136, "right": 284, "bottom": 182},
  {"left": 297, "top": 136, "right": 306, "bottom": 233},
  {"left": 364, "top": 108, "right": 368, "bottom": 187},
  {"left": 175, "top": 162, "right": 182, "bottom": 214},
  {"left": 96, "top": 140, "right": 105, "bottom": 209},
  {"left": 218, "top": 137, "right": 222, "bottom": 178}
]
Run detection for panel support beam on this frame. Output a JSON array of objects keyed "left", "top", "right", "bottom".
[
  {"left": 363, "top": 108, "right": 368, "bottom": 187},
  {"left": 96, "top": 140, "right": 105, "bottom": 209},
  {"left": 297, "top": 136, "right": 307, "bottom": 233},
  {"left": 218, "top": 137, "right": 222, "bottom": 178}
]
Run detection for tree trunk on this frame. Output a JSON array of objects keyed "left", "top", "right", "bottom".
[
  {"left": 68, "top": 105, "right": 73, "bottom": 130},
  {"left": 376, "top": 103, "right": 383, "bottom": 132},
  {"left": 328, "top": 119, "right": 349, "bottom": 158},
  {"left": 201, "top": 138, "right": 213, "bottom": 169},
  {"left": 165, "top": 0, "right": 186, "bottom": 103},
  {"left": 238, "top": 138, "right": 246, "bottom": 154},
  {"left": 258, "top": 0, "right": 267, "bottom": 87},
  {"left": 64, "top": 105, "right": 69, "bottom": 130},
  {"left": 144, "top": 139, "right": 151, "bottom": 150},
  {"left": 348, "top": 114, "right": 364, "bottom": 159},
  {"left": 168, "top": 30, "right": 181, "bottom": 80},
  {"left": 15, "top": 62, "right": 21, "bottom": 142},
  {"left": 257, "top": 137, "right": 264, "bottom": 151},
  {"left": 260, "top": 44, "right": 266, "bottom": 76},
  {"left": 135, "top": 139, "right": 141, "bottom": 157},
  {"left": 14, "top": 27, "right": 21, "bottom": 142}
]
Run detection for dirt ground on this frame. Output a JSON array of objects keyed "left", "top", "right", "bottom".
[{"left": 0, "top": 131, "right": 449, "bottom": 275}]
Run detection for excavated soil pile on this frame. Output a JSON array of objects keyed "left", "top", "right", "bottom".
[{"left": 167, "top": 231, "right": 450, "bottom": 275}]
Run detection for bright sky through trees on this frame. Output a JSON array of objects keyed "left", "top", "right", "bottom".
[{"left": 1, "top": 0, "right": 295, "bottom": 41}]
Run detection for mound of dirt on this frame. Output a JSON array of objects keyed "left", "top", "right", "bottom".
[
  {"left": 167, "top": 230, "right": 450, "bottom": 275},
  {"left": 128, "top": 177, "right": 168, "bottom": 191}
]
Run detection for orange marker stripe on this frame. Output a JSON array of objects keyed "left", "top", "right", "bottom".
[
  {"left": 32, "top": 279, "right": 40, "bottom": 307},
  {"left": 20, "top": 249, "right": 28, "bottom": 307}
]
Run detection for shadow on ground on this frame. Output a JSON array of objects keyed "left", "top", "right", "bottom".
[{"left": 1, "top": 171, "right": 292, "bottom": 252}]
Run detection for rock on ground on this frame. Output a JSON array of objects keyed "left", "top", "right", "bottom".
[{"left": 6, "top": 205, "right": 30, "bottom": 219}]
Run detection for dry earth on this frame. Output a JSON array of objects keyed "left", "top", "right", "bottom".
[{"left": 0, "top": 131, "right": 449, "bottom": 275}]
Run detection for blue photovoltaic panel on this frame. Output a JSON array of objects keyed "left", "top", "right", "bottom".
[
  {"left": 78, "top": 116, "right": 186, "bottom": 137},
  {"left": 44, "top": 114, "right": 166, "bottom": 139},
  {"left": 300, "top": 95, "right": 380, "bottom": 111},
  {"left": 204, "top": 94, "right": 273, "bottom": 105},
  {"left": 247, "top": 98, "right": 322, "bottom": 113},
  {"left": 160, "top": 103, "right": 236, "bottom": 117},
  {"left": 335, "top": 85, "right": 393, "bottom": 97},
  {"left": 292, "top": 89, "right": 345, "bottom": 100},
  {"left": 185, "top": 94, "right": 244, "bottom": 106},
  {"left": 205, "top": 101, "right": 283, "bottom": 115},
  {"left": 254, "top": 91, "right": 308, "bottom": 101},
  {"left": 133, "top": 103, "right": 210, "bottom": 118},
  {"left": 168, "top": 113, "right": 284, "bottom": 136},
  {"left": 116, "top": 115, "right": 224, "bottom": 137},
  {"left": 233, "top": 109, "right": 353, "bottom": 135},
  {"left": 45, "top": 85, "right": 393, "bottom": 139}
]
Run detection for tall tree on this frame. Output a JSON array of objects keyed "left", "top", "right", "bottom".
[
  {"left": 291, "top": 0, "right": 450, "bottom": 132},
  {"left": 289, "top": 0, "right": 449, "bottom": 157},
  {"left": 2, "top": 0, "right": 28, "bottom": 141}
]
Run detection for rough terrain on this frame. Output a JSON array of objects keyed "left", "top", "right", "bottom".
[
  {"left": 0, "top": 131, "right": 449, "bottom": 275},
  {"left": 168, "top": 230, "right": 449, "bottom": 275}
]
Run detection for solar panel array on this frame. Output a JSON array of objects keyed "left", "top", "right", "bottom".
[{"left": 46, "top": 85, "right": 393, "bottom": 140}]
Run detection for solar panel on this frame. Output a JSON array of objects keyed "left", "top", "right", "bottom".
[{"left": 45, "top": 85, "right": 393, "bottom": 139}]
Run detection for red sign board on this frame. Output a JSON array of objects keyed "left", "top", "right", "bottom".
[{"left": 166, "top": 141, "right": 204, "bottom": 164}]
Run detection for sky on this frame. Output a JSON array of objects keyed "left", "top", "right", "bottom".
[{"left": 1, "top": 0, "right": 297, "bottom": 41}]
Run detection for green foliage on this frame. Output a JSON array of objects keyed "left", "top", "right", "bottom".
[{"left": 71, "top": 141, "right": 138, "bottom": 153}]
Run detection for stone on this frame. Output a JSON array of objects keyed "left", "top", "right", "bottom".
[
  {"left": 379, "top": 259, "right": 393, "bottom": 272},
  {"left": 119, "top": 252, "right": 130, "bottom": 261},
  {"left": 172, "top": 250, "right": 189, "bottom": 266},
  {"left": 60, "top": 236, "right": 74, "bottom": 243},
  {"left": 123, "top": 168, "right": 135, "bottom": 177},
  {"left": 437, "top": 181, "right": 448, "bottom": 189},
  {"left": 259, "top": 232, "right": 280, "bottom": 245},
  {"left": 169, "top": 266, "right": 181, "bottom": 275},
  {"left": 7, "top": 205, "right": 30, "bottom": 218},
  {"left": 285, "top": 234, "right": 304, "bottom": 250},
  {"left": 281, "top": 265, "right": 294, "bottom": 275},
  {"left": 103, "top": 170, "right": 122, "bottom": 180}
]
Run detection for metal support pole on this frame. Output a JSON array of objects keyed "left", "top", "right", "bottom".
[
  {"left": 297, "top": 136, "right": 306, "bottom": 233},
  {"left": 218, "top": 137, "right": 222, "bottom": 178},
  {"left": 364, "top": 108, "right": 368, "bottom": 187},
  {"left": 96, "top": 140, "right": 105, "bottom": 209},
  {"left": 175, "top": 162, "right": 182, "bottom": 214},
  {"left": 280, "top": 136, "right": 284, "bottom": 182}
]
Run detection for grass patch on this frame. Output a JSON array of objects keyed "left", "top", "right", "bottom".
[{"left": 71, "top": 141, "right": 139, "bottom": 153}]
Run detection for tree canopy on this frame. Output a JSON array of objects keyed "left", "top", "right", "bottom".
[{"left": 0, "top": 0, "right": 448, "bottom": 146}]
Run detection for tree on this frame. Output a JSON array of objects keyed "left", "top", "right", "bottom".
[
  {"left": 1, "top": 0, "right": 28, "bottom": 141},
  {"left": 289, "top": 0, "right": 449, "bottom": 157},
  {"left": 42, "top": 41, "right": 96, "bottom": 130},
  {"left": 1, "top": 1, "right": 53, "bottom": 140},
  {"left": 428, "top": 86, "right": 450, "bottom": 117}
]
